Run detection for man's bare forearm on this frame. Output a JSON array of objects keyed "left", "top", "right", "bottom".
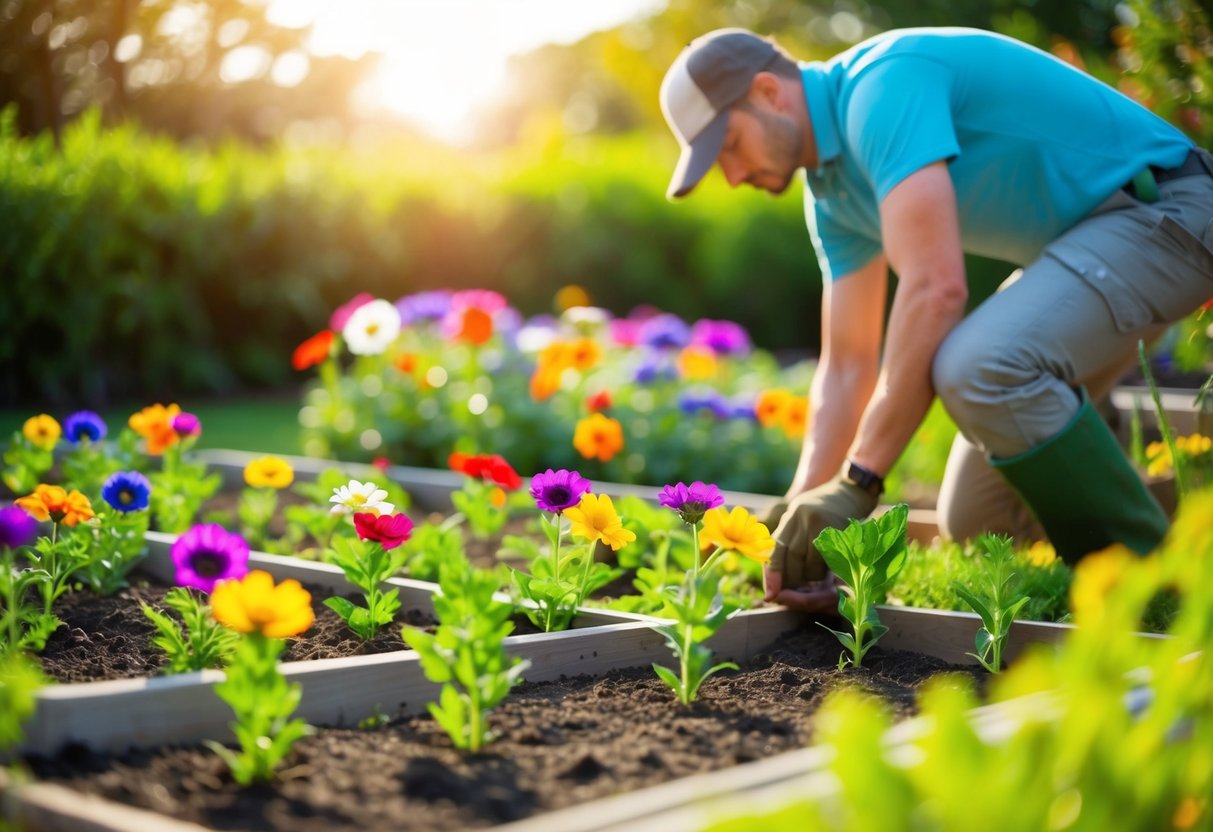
[{"left": 789, "top": 357, "right": 876, "bottom": 495}]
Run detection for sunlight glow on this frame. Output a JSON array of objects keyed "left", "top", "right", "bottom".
[{"left": 267, "top": 0, "right": 663, "bottom": 143}]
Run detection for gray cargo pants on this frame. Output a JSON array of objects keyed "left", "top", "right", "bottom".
[{"left": 931, "top": 148, "right": 1213, "bottom": 544}]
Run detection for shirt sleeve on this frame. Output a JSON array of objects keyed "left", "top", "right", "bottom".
[
  {"left": 843, "top": 56, "right": 960, "bottom": 202},
  {"left": 806, "top": 197, "right": 882, "bottom": 283}
]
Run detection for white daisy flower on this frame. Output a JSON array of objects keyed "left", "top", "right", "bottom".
[
  {"left": 342, "top": 299, "right": 401, "bottom": 356},
  {"left": 329, "top": 479, "right": 395, "bottom": 516}
]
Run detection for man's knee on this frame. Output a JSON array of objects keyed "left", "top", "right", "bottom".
[{"left": 931, "top": 328, "right": 988, "bottom": 423}]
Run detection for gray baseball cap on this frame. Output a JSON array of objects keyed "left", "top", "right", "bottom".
[{"left": 660, "top": 29, "right": 778, "bottom": 199}]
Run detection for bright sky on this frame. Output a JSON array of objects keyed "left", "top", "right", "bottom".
[{"left": 266, "top": 0, "right": 664, "bottom": 143}]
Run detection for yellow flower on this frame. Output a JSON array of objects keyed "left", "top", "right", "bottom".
[
  {"left": 22, "top": 414, "right": 61, "bottom": 450},
  {"left": 1024, "top": 541, "right": 1057, "bottom": 568},
  {"left": 573, "top": 413, "right": 624, "bottom": 463},
  {"left": 1069, "top": 544, "right": 1136, "bottom": 625},
  {"left": 700, "top": 506, "right": 774, "bottom": 563},
  {"left": 677, "top": 345, "right": 718, "bottom": 380},
  {"left": 15, "top": 484, "right": 95, "bottom": 526},
  {"left": 211, "top": 570, "right": 314, "bottom": 638},
  {"left": 243, "top": 456, "right": 295, "bottom": 489},
  {"left": 568, "top": 337, "right": 602, "bottom": 372},
  {"left": 564, "top": 493, "right": 636, "bottom": 551}
]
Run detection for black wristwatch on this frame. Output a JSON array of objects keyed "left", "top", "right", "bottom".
[{"left": 843, "top": 459, "right": 885, "bottom": 497}]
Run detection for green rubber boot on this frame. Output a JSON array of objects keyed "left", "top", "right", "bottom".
[{"left": 991, "top": 392, "right": 1169, "bottom": 564}]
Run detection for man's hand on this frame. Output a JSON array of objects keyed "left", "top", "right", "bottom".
[{"left": 763, "top": 476, "right": 878, "bottom": 610}]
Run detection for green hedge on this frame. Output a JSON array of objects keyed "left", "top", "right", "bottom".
[{"left": 1, "top": 107, "right": 1016, "bottom": 408}]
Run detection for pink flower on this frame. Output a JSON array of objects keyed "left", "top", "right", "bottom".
[
  {"left": 329, "top": 292, "right": 375, "bottom": 332},
  {"left": 353, "top": 512, "right": 414, "bottom": 550}
]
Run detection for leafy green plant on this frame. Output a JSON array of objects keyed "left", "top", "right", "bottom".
[
  {"left": 141, "top": 587, "right": 239, "bottom": 674},
  {"left": 402, "top": 557, "right": 529, "bottom": 752},
  {"left": 401, "top": 519, "right": 467, "bottom": 582},
  {"left": 814, "top": 505, "right": 909, "bottom": 669},
  {"left": 513, "top": 477, "right": 627, "bottom": 632},
  {"left": 649, "top": 488, "right": 773, "bottom": 705},
  {"left": 953, "top": 534, "right": 1031, "bottom": 673},
  {"left": 78, "top": 505, "right": 150, "bottom": 597},
  {"left": 323, "top": 515, "right": 412, "bottom": 640},
  {"left": 0, "top": 650, "right": 46, "bottom": 751},
  {"left": 0, "top": 548, "right": 58, "bottom": 654},
  {"left": 207, "top": 570, "right": 314, "bottom": 785}
]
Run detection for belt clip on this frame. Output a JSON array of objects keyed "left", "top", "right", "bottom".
[{"left": 1130, "top": 167, "right": 1160, "bottom": 203}]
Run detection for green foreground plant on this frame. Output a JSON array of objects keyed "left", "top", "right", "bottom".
[
  {"left": 953, "top": 534, "right": 1030, "bottom": 673},
  {"left": 324, "top": 535, "right": 407, "bottom": 640},
  {"left": 403, "top": 557, "right": 529, "bottom": 752},
  {"left": 141, "top": 587, "right": 239, "bottom": 674},
  {"left": 705, "top": 489, "right": 1213, "bottom": 832},
  {"left": 815, "top": 505, "right": 909, "bottom": 669}
]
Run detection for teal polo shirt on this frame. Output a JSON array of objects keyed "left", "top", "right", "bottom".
[{"left": 802, "top": 27, "right": 1193, "bottom": 282}]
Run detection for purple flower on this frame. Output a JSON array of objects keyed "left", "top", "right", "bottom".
[
  {"left": 0, "top": 504, "right": 38, "bottom": 549},
  {"left": 171, "top": 412, "right": 201, "bottom": 437},
  {"left": 691, "top": 319, "right": 751, "bottom": 356},
  {"left": 62, "top": 410, "right": 107, "bottom": 444},
  {"left": 633, "top": 350, "right": 678, "bottom": 385},
  {"left": 658, "top": 481, "right": 724, "bottom": 526},
  {"left": 638, "top": 313, "right": 692, "bottom": 350},
  {"left": 395, "top": 290, "right": 453, "bottom": 326},
  {"left": 101, "top": 471, "right": 151, "bottom": 513},
  {"left": 609, "top": 318, "right": 642, "bottom": 347},
  {"left": 678, "top": 388, "right": 732, "bottom": 419},
  {"left": 530, "top": 469, "right": 592, "bottom": 513},
  {"left": 729, "top": 394, "right": 759, "bottom": 421},
  {"left": 171, "top": 524, "right": 250, "bottom": 593}
]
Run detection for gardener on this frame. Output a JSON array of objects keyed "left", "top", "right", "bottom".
[{"left": 660, "top": 26, "right": 1213, "bottom": 612}]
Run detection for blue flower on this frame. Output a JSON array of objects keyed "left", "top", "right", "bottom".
[
  {"left": 678, "top": 389, "right": 731, "bottom": 419},
  {"left": 62, "top": 410, "right": 107, "bottom": 444},
  {"left": 101, "top": 471, "right": 151, "bottom": 513}
]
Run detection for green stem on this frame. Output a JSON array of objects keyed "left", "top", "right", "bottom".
[
  {"left": 469, "top": 686, "right": 483, "bottom": 753},
  {"left": 1139, "top": 339, "right": 1188, "bottom": 501}
]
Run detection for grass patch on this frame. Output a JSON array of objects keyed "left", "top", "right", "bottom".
[{"left": 0, "top": 396, "right": 302, "bottom": 456}]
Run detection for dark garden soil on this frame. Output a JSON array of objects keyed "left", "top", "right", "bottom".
[
  {"left": 27, "top": 626, "right": 984, "bottom": 831},
  {"left": 38, "top": 574, "right": 442, "bottom": 685}
]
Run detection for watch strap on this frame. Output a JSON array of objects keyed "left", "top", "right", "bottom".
[{"left": 844, "top": 460, "right": 884, "bottom": 497}]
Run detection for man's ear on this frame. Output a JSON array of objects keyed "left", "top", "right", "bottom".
[{"left": 749, "top": 71, "right": 784, "bottom": 109}]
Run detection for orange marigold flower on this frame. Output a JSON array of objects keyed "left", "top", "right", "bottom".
[
  {"left": 394, "top": 352, "right": 418, "bottom": 374},
  {"left": 755, "top": 389, "right": 794, "bottom": 428},
  {"left": 129, "top": 403, "right": 182, "bottom": 455},
  {"left": 490, "top": 487, "right": 507, "bottom": 509},
  {"left": 573, "top": 413, "right": 624, "bottom": 463},
  {"left": 22, "top": 414, "right": 61, "bottom": 450},
  {"left": 16, "top": 484, "right": 95, "bottom": 526},
  {"left": 780, "top": 396, "right": 808, "bottom": 438},
  {"left": 568, "top": 338, "right": 602, "bottom": 371},
  {"left": 530, "top": 365, "right": 563, "bottom": 401},
  {"left": 453, "top": 306, "right": 494, "bottom": 345},
  {"left": 677, "top": 345, "right": 718, "bottom": 380},
  {"left": 291, "top": 330, "right": 334, "bottom": 371}
]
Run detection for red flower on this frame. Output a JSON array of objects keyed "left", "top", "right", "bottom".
[
  {"left": 292, "top": 330, "right": 334, "bottom": 371},
  {"left": 585, "top": 389, "right": 612, "bottom": 413},
  {"left": 353, "top": 512, "right": 413, "bottom": 551},
  {"left": 372, "top": 456, "right": 391, "bottom": 472},
  {"left": 449, "top": 452, "right": 521, "bottom": 490},
  {"left": 1201, "top": 297, "right": 1213, "bottom": 312}
]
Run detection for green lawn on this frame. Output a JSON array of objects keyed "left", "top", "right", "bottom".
[{"left": 0, "top": 396, "right": 302, "bottom": 456}]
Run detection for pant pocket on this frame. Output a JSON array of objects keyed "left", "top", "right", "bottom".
[{"left": 1044, "top": 212, "right": 1213, "bottom": 333}]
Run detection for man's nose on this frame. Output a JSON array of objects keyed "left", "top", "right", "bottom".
[{"left": 718, "top": 156, "right": 745, "bottom": 188}]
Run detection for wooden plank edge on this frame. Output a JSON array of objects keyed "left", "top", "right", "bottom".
[{"left": 0, "top": 768, "right": 210, "bottom": 832}]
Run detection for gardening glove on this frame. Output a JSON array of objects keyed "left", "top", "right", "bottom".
[{"left": 764, "top": 477, "right": 878, "bottom": 611}]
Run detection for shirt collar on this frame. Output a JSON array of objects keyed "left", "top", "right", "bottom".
[{"left": 799, "top": 62, "right": 842, "bottom": 174}]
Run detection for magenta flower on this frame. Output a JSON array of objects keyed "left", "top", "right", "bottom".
[
  {"left": 0, "top": 504, "right": 38, "bottom": 549},
  {"left": 691, "top": 319, "right": 751, "bottom": 356},
  {"left": 171, "top": 412, "right": 201, "bottom": 437},
  {"left": 658, "top": 481, "right": 724, "bottom": 526},
  {"left": 353, "top": 512, "right": 414, "bottom": 551},
  {"left": 530, "top": 469, "right": 592, "bottom": 513},
  {"left": 329, "top": 292, "right": 375, "bottom": 332},
  {"left": 171, "top": 524, "right": 250, "bottom": 593}
]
